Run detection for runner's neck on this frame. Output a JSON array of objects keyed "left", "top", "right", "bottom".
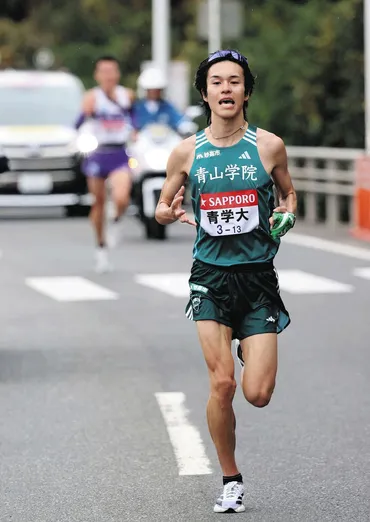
[{"left": 206, "top": 115, "right": 248, "bottom": 148}]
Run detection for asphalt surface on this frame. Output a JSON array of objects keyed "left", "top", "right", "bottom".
[{"left": 0, "top": 209, "right": 369, "bottom": 522}]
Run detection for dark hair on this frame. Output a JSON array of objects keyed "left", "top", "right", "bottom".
[
  {"left": 194, "top": 49, "right": 255, "bottom": 125},
  {"left": 94, "top": 55, "right": 120, "bottom": 69}
]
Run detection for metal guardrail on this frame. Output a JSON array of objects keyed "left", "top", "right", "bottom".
[{"left": 286, "top": 146, "right": 365, "bottom": 227}]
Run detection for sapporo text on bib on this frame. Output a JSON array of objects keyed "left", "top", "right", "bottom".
[{"left": 200, "top": 189, "right": 259, "bottom": 236}]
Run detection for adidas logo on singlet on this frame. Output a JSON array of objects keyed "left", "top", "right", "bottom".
[{"left": 239, "top": 151, "right": 251, "bottom": 160}]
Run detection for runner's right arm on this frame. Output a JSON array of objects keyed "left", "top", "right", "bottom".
[
  {"left": 155, "top": 137, "right": 196, "bottom": 226},
  {"left": 74, "top": 90, "right": 95, "bottom": 129}
]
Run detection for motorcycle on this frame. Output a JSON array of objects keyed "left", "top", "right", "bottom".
[{"left": 127, "top": 123, "right": 184, "bottom": 240}]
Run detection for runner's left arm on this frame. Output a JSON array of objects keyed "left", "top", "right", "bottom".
[
  {"left": 269, "top": 137, "right": 297, "bottom": 237},
  {"left": 270, "top": 137, "right": 297, "bottom": 215}
]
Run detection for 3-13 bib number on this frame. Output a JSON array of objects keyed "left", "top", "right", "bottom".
[
  {"left": 200, "top": 189, "right": 259, "bottom": 237},
  {"left": 216, "top": 224, "right": 242, "bottom": 234}
]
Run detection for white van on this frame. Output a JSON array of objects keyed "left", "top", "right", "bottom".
[{"left": 0, "top": 69, "right": 91, "bottom": 216}]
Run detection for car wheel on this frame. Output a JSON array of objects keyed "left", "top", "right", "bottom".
[
  {"left": 145, "top": 218, "right": 167, "bottom": 240},
  {"left": 65, "top": 205, "right": 90, "bottom": 218}
]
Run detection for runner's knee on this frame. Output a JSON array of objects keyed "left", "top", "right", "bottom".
[
  {"left": 88, "top": 185, "right": 105, "bottom": 207},
  {"left": 113, "top": 190, "right": 130, "bottom": 207},
  {"left": 93, "top": 195, "right": 105, "bottom": 207},
  {"left": 243, "top": 383, "right": 275, "bottom": 408},
  {"left": 211, "top": 373, "right": 237, "bottom": 408}
]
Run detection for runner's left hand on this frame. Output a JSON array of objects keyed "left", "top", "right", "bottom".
[
  {"left": 269, "top": 206, "right": 296, "bottom": 239},
  {"left": 269, "top": 206, "right": 288, "bottom": 226}
]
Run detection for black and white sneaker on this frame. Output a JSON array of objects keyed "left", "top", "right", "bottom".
[
  {"left": 235, "top": 341, "right": 244, "bottom": 368},
  {"left": 213, "top": 481, "right": 245, "bottom": 513}
]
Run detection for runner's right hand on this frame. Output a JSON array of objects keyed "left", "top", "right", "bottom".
[{"left": 170, "top": 186, "right": 196, "bottom": 226}]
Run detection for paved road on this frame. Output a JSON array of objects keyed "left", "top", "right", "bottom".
[{"left": 0, "top": 211, "right": 369, "bottom": 522}]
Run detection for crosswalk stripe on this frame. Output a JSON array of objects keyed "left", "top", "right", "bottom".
[
  {"left": 283, "top": 233, "right": 370, "bottom": 261},
  {"left": 25, "top": 276, "right": 119, "bottom": 301},
  {"left": 135, "top": 270, "right": 354, "bottom": 296},
  {"left": 155, "top": 392, "right": 212, "bottom": 476},
  {"left": 276, "top": 270, "right": 353, "bottom": 294},
  {"left": 134, "top": 273, "right": 189, "bottom": 297},
  {"left": 353, "top": 267, "right": 370, "bottom": 280}
]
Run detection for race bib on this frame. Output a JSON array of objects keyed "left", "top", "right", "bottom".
[
  {"left": 102, "top": 120, "right": 125, "bottom": 132},
  {"left": 200, "top": 189, "right": 259, "bottom": 236}
]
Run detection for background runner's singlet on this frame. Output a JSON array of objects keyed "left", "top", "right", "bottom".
[
  {"left": 188, "top": 124, "right": 280, "bottom": 266},
  {"left": 90, "top": 86, "right": 133, "bottom": 146}
]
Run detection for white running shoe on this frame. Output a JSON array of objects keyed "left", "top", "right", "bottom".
[
  {"left": 94, "top": 247, "right": 113, "bottom": 273},
  {"left": 107, "top": 221, "right": 122, "bottom": 249},
  {"left": 213, "top": 481, "right": 245, "bottom": 513}
]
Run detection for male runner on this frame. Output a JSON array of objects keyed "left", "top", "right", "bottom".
[
  {"left": 76, "top": 55, "right": 136, "bottom": 273},
  {"left": 155, "top": 49, "right": 297, "bottom": 513}
]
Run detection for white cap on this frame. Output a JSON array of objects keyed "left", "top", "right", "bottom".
[{"left": 138, "top": 67, "right": 167, "bottom": 90}]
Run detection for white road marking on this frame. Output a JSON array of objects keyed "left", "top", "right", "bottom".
[
  {"left": 353, "top": 267, "right": 370, "bottom": 280},
  {"left": 277, "top": 269, "right": 353, "bottom": 294},
  {"left": 136, "top": 270, "right": 353, "bottom": 296},
  {"left": 283, "top": 233, "right": 370, "bottom": 261},
  {"left": 25, "top": 276, "right": 119, "bottom": 301},
  {"left": 155, "top": 392, "right": 212, "bottom": 476},
  {"left": 135, "top": 273, "right": 189, "bottom": 297}
]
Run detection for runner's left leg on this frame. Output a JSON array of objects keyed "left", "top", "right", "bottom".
[{"left": 107, "top": 167, "right": 132, "bottom": 247}]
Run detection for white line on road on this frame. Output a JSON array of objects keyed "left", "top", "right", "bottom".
[
  {"left": 353, "top": 267, "right": 370, "bottom": 280},
  {"left": 25, "top": 276, "right": 119, "bottom": 302},
  {"left": 136, "top": 270, "right": 353, "bottom": 296},
  {"left": 135, "top": 273, "right": 189, "bottom": 297},
  {"left": 283, "top": 233, "right": 370, "bottom": 261},
  {"left": 276, "top": 270, "right": 353, "bottom": 294},
  {"left": 155, "top": 392, "right": 212, "bottom": 476}
]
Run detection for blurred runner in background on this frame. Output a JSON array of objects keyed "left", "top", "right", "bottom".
[{"left": 76, "top": 55, "right": 136, "bottom": 273}]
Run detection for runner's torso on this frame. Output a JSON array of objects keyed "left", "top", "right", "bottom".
[
  {"left": 188, "top": 125, "right": 279, "bottom": 266},
  {"left": 90, "top": 86, "right": 133, "bottom": 146}
]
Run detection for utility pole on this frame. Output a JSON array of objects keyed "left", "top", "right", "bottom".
[
  {"left": 152, "top": 0, "right": 170, "bottom": 79},
  {"left": 208, "top": 0, "right": 221, "bottom": 54},
  {"left": 365, "top": 0, "right": 370, "bottom": 152}
]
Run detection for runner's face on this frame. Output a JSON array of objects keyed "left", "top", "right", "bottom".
[
  {"left": 94, "top": 60, "right": 120, "bottom": 91},
  {"left": 203, "top": 61, "right": 248, "bottom": 120}
]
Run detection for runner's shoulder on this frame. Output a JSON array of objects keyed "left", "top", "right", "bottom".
[
  {"left": 170, "top": 133, "right": 197, "bottom": 163},
  {"left": 256, "top": 127, "right": 286, "bottom": 155},
  {"left": 119, "top": 85, "right": 135, "bottom": 103},
  {"left": 83, "top": 88, "right": 96, "bottom": 99}
]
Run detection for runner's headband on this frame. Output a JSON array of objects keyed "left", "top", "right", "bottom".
[{"left": 208, "top": 50, "right": 248, "bottom": 65}]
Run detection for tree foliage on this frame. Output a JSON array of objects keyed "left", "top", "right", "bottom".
[{"left": 0, "top": 0, "right": 365, "bottom": 148}]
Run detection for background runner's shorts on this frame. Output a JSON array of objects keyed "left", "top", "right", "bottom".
[
  {"left": 185, "top": 259, "right": 290, "bottom": 340},
  {"left": 82, "top": 147, "right": 130, "bottom": 178}
]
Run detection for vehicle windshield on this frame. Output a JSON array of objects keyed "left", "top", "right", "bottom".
[{"left": 0, "top": 83, "right": 83, "bottom": 127}]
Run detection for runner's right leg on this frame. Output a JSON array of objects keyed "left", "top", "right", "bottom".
[
  {"left": 196, "top": 320, "right": 245, "bottom": 513},
  {"left": 87, "top": 177, "right": 111, "bottom": 273},
  {"left": 197, "top": 320, "right": 238, "bottom": 475}
]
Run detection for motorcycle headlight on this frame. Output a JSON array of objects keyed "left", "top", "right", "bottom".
[
  {"left": 128, "top": 157, "right": 139, "bottom": 169},
  {"left": 144, "top": 149, "right": 169, "bottom": 171},
  {"left": 76, "top": 134, "right": 99, "bottom": 154}
]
